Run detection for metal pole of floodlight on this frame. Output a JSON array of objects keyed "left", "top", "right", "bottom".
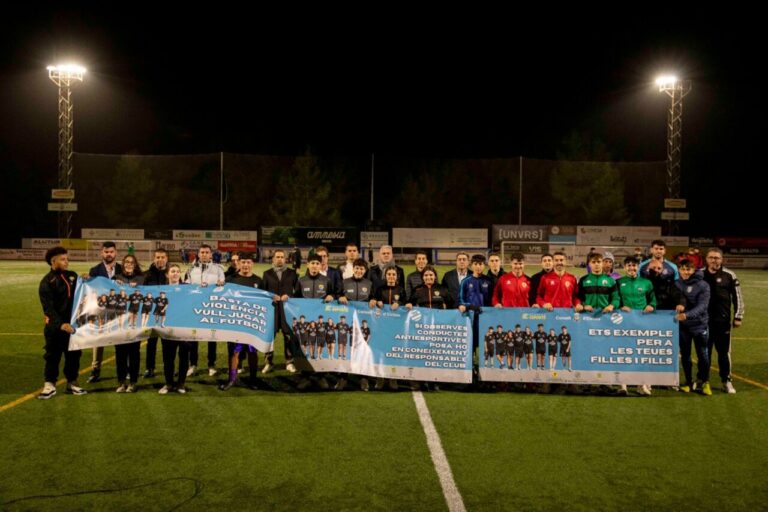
[
  {"left": 48, "top": 64, "right": 86, "bottom": 239},
  {"left": 656, "top": 74, "right": 691, "bottom": 235}
]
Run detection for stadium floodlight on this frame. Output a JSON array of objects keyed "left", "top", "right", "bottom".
[
  {"left": 48, "top": 63, "right": 86, "bottom": 239},
  {"left": 656, "top": 74, "right": 691, "bottom": 235},
  {"left": 655, "top": 75, "right": 678, "bottom": 87}
]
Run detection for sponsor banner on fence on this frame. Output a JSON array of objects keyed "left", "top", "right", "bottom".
[
  {"left": 576, "top": 226, "right": 661, "bottom": 246},
  {"left": 217, "top": 241, "right": 257, "bottom": 251},
  {"left": 145, "top": 229, "right": 174, "bottom": 240},
  {"left": 0, "top": 249, "right": 46, "bottom": 260},
  {"left": 260, "top": 227, "right": 359, "bottom": 249},
  {"left": 661, "top": 236, "right": 690, "bottom": 247},
  {"left": 492, "top": 225, "right": 549, "bottom": 244},
  {"left": 172, "top": 230, "right": 259, "bottom": 241},
  {"left": 68, "top": 277, "right": 275, "bottom": 352},
  {"left": 477, "top": 307, "right": 679, "bottom": 386},
  {"left": 360, "top": 231, "right": 390, "bottom": 247},
  {"left": 284, "top": 299, "right": 473, "bottom": 382},
  {"left": 82, "top": 228, "right": 145, "bottom": 240},
  {"left": 393, "top": 228, "right": 487, "bottom": 249},
  {"left": 23, "top": 238, "right": 63, "bottom": 249}
]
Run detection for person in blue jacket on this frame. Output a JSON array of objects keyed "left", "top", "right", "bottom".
[{"left": 674, "top": 259, "right": 712, "bottom": 396}]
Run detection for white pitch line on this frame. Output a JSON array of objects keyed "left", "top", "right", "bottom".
[{"left": 412, "top": 391, "right": 467, "bottom": 512}]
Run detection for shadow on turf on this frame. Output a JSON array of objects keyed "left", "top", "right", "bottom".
[{"left": 2, "top": 476, "right": 203, "bottom": 511}]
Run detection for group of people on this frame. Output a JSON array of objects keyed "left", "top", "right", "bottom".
[{"left": 37, "top": 238, "right": 744, "bottom": 399}]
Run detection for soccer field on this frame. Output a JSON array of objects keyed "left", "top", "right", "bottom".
[{"left": 1, "top": 261, "right": 766, "bottom": 511}]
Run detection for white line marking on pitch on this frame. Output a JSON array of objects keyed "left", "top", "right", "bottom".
[{"left": 412, "top": 391, "right": 467, "bottom": 512}]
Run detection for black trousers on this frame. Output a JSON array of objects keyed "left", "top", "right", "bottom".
[
  {"left": 266, "top": 306, "right": 294, "bottom": 365},
  {"left": 707, "top": 323, "right": 732, "bottom": 382},
  {"left": 189, "top": 341, "right": 217, "bottom": 367},
  {"left": 43, "top": 328, "right": 81, "bottom": 383},
  {"left": 145, "top": 337, "right": 159, "bottom": 370},
  {"left": 116, "top": 341, "right": 141, "bottom": 383},
  {"left": 161, "top": 340, "right": 190, "bottom": 387}
]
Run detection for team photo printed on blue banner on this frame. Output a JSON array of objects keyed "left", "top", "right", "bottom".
[
  {"left": 284, "top": 299, "right": 474, "bottom": 383},
  {"left": 68, "top": 277, "right": 276, "bottom": 352},
  {"left": 478, "top": 307, "right": 680, "bottom": 386}
]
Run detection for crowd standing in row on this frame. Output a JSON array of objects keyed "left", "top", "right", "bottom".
[{"left": 37, "top": 239, "right": 744, "bottom": 399}]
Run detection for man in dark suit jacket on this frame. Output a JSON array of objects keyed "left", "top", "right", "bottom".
[
  {"left": 85, "top": 241, "right": 123, "bottom": 382},
  {"left": 315, "top": 246, "right": 343, "bottom": 296},
  {"left": 368, "top": 245, "right": 406, "bottom": 293},
  {"left": 441, "top": 252, "right": 470, "bottom": 308},
  {"left": 262, "top": 249, "right": 299, "bottom": 373}
]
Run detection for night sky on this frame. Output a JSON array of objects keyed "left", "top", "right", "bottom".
[{"left": 0, "top": 9, "right": 762, "bottom": 244}]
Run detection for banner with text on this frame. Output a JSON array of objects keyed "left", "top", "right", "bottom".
[
  {"left": 68, "top": 277, "right": 275, "bottom": 352},
  {"left": 284, "top": 299, "right": 473, "bottom": 382},
  {"left": 477, "top": 308, "right": 679, "bottom": 386}
]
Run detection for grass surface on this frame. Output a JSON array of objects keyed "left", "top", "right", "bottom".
[{"left": 1, "top": 261, "right": 766, "bottom": 511}]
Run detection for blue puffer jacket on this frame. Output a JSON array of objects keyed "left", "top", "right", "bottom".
[{"left": 675, "top": 271, "right": 710, "bottom": 334}]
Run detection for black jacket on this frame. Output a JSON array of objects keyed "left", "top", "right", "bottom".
[
  {"left": 369, "top": 264, "right": 406, "bottom": 293},
  {"left": 143, "top": 264, "right": 169, "bottom": 286},
  {"left": 703, "top": 267, "right": 744, "bottom": 325},
  {"left": 39, "top": 269, "right": 78, "bottom": 331}
]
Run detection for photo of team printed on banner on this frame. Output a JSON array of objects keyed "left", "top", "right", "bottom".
[
  {"left": 293, "top": 315, "right": 369, "bottom": 362},
  {"left": 74, "top": 287, "right": 170, "bottom": 333},
  {"left": 482, "top": 323, "right": 572, "bottom": 372}
]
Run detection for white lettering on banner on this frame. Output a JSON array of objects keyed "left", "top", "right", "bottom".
[
  {"left": 588, "top": 329, "right": 674, "bottom": 338},
  {"left": 496, "top": 228, "right": 545, "bottom": 241},
  {"left": 196, "top": 294, "right": 269, "bottom": 334}
]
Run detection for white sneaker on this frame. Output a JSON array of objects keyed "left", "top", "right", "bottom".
[
  {"left": 618, "top": 384, "right": 628, "bottom": 396},
  {"left": 116, "top": 383, "right": 127, "bottom": 393},
  {"left": 208, "top": 367, "right": 217, "bottom": 377},
  {"left": 66, "top": 383, "right": 87, "bottom": 396},
  {"left": 177, "top": 386, "right": 187, "bottom": 394},
  {"left": 286, "top": 363, "right": 297, "bottom": 374},
  {"left": 261, "top": 363, "right": 274, "bottom": 374},
  {"left": 126, "top": 383, "right": 137, "bottom": 393},
  {"left": 186, "top": 365, "right": 197, "bottom": 377},
  {"left": 360, "top": 378, "right": 370, "bottom": 392},
  {"left": 334, "top": 378, "right": 347, "bottom": 391},
  {"left": 37, "top": 382, "right": 56, "bottom": 400},
  {"left": 636, "top": 385, "right": 650, "bottom": 396},
  {"left": 318, "top": 377, "right": 330, "bottom": 390},
  {"left": 724, "top": 381, "right": 736, "bottom": 394},
  {"left": 158, "top": 385, "right": 171, "bottom": 395}
]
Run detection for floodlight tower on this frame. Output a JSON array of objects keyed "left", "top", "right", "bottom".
[
  {"left": 47, "top": 64, "right": 86, "bottom": 239},
  {"left": 656, "top": 75, "right": 691, "bottom": 235}
]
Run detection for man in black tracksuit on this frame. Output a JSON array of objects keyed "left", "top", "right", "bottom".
[
  {"left": 703, "top": 248, "right": 745, "bottom": 393},
  {"left": 37, "top": 247, "right": 87, "bottom": 399},
  {"left": 142, "top": 249, "right": 169, "bottom": 378},
  {"left": 294, "top": 254, "right": 335, "bottom": 390},
  {"left": 262, "top": 249, "right": 299, "bottom": 373},
  {"left": 339, "top": 258, "right": 374, "bottom": 391}
]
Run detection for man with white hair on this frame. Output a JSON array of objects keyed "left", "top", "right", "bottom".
[{"left": 368, "top": 245, "right": 405, "bottom": 294}]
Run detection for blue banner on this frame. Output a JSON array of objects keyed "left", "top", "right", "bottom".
[
  {"left": 68, "top": 277, "right": 275, "bottom": 353},
  {"left": 477, "top": 308, "right": 679, "bottom": 386},
  {"left": 284, "top": 299, "right": 473, "bottom": 383}
]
